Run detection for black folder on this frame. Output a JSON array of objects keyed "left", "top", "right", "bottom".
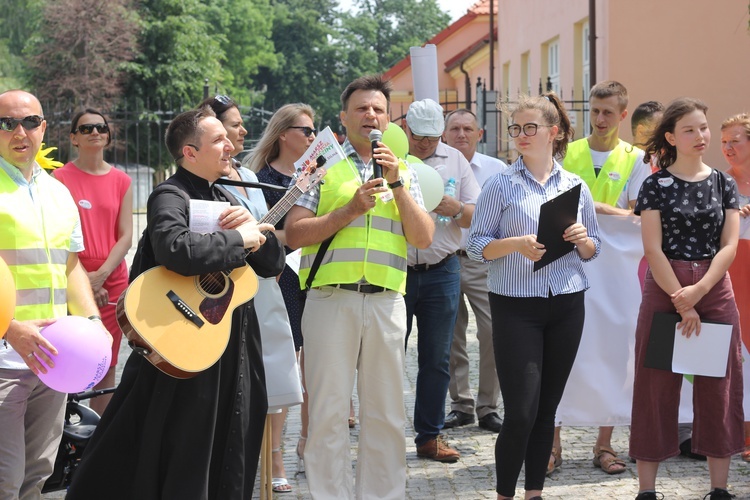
[
  {"left": 644, "top": 312, "right": 679, "bottom": 371},
  {"left": 533, "top": 183, "right": 582, "bottom": 271}
]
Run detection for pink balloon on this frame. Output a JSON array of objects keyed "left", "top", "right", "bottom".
[{"left": 37, "top": 316, "right": 111, "bottom": 393}]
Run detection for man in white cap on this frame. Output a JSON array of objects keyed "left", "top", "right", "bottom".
[
  {"left": 404, "top": 98, "right": 480, "bottom": 462},
  {"left": 442, "top": 108, "right": 507, "bottom": 434}
]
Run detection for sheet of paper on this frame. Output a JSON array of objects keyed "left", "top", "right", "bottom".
[
  {"left": 189, "top": 200, "right": 230, "bottom": 234},
  {"left": 293, "top": 127, "right": 347, "bottom": 173},
  {"left": 672, "top": 321, "right": 732, "bottom": 377},
  {"left": 285, "top": 248, "right": 301, "bottom": 275}
]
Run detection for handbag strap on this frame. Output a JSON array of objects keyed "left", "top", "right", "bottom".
[{"left": 304, "top": 235, "right": 335, "bottom": 291}]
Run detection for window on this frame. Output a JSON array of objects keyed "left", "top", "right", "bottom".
[
  {"left": 521, "top": 52, "right": 531, "bottom": 95},
  {"left": 548, "top": 40, "right": 560, "bottom": 94}
]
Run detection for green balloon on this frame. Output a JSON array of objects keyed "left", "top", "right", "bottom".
[{"left": 382, "top": 122, "right": 409, "bottom": 159}]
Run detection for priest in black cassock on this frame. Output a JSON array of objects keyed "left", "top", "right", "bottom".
[{"left": 67, "top": 107, "right": 285, "bottom": 500}]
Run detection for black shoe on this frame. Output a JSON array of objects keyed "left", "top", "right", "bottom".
[
  {"left": 679, "top": 438, "right": 707, "bottom": 461},
  {"left": 704, "top": 488, "right": 735, "bottom": 500},
  {"left": 477, "top": 412, "right": 503, "bottom": 433},
  {"left": 443, "top": 410, "right": 474, "bottom": 429},
  {"left": 635, "top": 492, "right": 664, "bottom": 500}
]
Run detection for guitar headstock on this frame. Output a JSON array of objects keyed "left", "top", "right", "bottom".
[{"left": 294, "top": 156, "right": 327, "bottom": 193}]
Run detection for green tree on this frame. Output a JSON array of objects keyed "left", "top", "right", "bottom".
[
  {"left": 126, "top": 0, "right": 277, "bottom": 107},
  {"left": 202, "top": 0, "right": 277, "bottom": 104},
  {"left": 257, "top": 0, "right": 342, "bottom": 129},
  {"left": 0, "top": 40, "right": 26, "bottom": 91},
  {"left": 26, "top": 0, "right": 139, "bottom": 108},
  {"left": 337, "top": 0, "right": 450, "bottom": 79},
  {"left": 124, "top": 0, "right": 222, "bottom": 106}
]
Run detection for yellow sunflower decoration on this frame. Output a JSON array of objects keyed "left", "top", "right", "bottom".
[{"left": 36, "top": 143, "right": 64, "bottom": 171}]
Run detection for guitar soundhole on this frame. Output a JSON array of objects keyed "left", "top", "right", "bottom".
[{"left": 197, "top": 273, "right": 228, "bottom": 297}]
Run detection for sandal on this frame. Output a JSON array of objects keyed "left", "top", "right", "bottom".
[
  {"left": 272, "top": 477, "right": 292, "bottom": 493},
  {"left": 593, "top": 445, "right": 627, "bottom": 474},
  {"left": 546, "top": 446, "right": 562, "bottom": 476},
  {"left": 296, "top": 436, "right": 306, "bottom": 474},
  {"left": 742, "top": 437, "right": 750, "bottom": 463}
]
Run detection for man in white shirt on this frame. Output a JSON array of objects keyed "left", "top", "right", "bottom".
[
  {"left": 404, "top": 99, "right": 481, "bottom": 462},
  {"left": 442, "top": 109, "right": 506, "bottom": 433}
]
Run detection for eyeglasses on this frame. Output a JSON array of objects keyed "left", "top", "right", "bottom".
[
  {"left": 507, "top": 123, "right": 549, "bottom": 138},
  {"left": 288, "top": 126, "right": 317, "bottom": 137},
  {"left": 76, "top": 123, "right": 109, "bottom": 135},
  {"left": 215, "top": 94, "right": 232, "bottom": 105},
  {"left": 411, "top": 133, "right": 441, "bottom": 143},
  {"left": 0, "top": 115, "right": 44, "bottom": 132}
]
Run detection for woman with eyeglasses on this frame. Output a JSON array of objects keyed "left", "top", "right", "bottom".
[
  {"left": 245, "top": 103, "right": 317, "bottom": 481},
  {"left": 52, "top": 109, "right": 133, "bottom": 415},
  {"left": 467, "top": 93, "right": 600, "bottom": 500}
]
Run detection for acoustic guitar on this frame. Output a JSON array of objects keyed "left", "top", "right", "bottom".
[{"left": 117, "top": 159, "right": 326, "bottom": 378}]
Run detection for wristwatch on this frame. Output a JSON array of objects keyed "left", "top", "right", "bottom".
[
  {"left": 388, "top": 176, "right": 404, "bottom": 190},
  {"left": 452, "top": 201, "right": 465, "bottom": 220}
]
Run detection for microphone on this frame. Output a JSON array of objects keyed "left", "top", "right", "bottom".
[{"left": 369, "top": 129, "right": 383, "bottom": 179}]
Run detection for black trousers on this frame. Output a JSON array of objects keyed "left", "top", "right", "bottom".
[{"left": 489, "top": 291, "right": 585, "bottom": 496}]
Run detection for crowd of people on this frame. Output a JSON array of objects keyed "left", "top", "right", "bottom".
[{"left": 0, "top": 71, "right": 748, "bottom": 500}]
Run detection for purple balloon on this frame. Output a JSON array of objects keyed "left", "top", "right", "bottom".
[{"left": 36, "top": 316, "right": 111, "bottom": 393}]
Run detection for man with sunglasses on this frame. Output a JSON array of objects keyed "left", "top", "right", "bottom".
[
  {"left": 0, "top": 90, "right": 107, "bottom": 499},
  {"left": 403, "top": 98, "right": 481, "bottom": 463}
]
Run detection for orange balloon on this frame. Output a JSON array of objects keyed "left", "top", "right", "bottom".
[{"left": 0, "top": 257, "right": 15, "bottom": 338}]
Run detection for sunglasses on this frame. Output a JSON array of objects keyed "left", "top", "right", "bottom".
[
  {"left": 289, "top": 126, "right": 317, "bottom": 137},
  {"left": 0, "top": 115, "right": 44, "bottom": 132},
  {"left": 76, "top": 123, "right": 109, "bottom": 135},
  {"left": 215, "top": 94, "right": 232, "bottom": 105}
]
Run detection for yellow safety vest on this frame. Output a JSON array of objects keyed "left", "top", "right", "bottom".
[
  {"left": 564, "top": 138, "right": 640, "bottom": 207},
  {"left": 299, "top": 157, "right": 410, "bottom": 294},
  {"left": 0, "top": 167, "right": 78, "bottom": 320}
]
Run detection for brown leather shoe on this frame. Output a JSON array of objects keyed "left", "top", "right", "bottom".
[{"left": 416, "top": 435, "right": 460, "bottom": 463}]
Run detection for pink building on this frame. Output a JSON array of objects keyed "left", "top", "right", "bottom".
[{"left": 498, "top": 0, "right": 750, "bottom": 168}]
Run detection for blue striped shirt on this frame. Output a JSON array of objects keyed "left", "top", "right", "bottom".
[{"left": 467, "top": 157, "right": 601, "bottom": 298}]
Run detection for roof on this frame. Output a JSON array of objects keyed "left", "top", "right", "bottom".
[
  {"left": 444, "top": 26, "right": 498, "bottom": 72},
  {"left": 382, "top": 0, "right": 497, "bottom": 81}
]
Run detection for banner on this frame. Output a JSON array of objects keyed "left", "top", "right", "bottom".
[{"left": 555, "top": 215, "right": 744, "bottom": 426}]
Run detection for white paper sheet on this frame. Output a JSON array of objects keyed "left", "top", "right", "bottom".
[
  {"left": 672, "top": 321, "right": 732, "bottom": 377},
  {"left": 189, "top": 200, "right": 230, "bottom": 233}
]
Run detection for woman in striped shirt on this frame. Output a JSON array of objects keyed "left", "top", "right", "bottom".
[{"left": 467, "top": 93, "right": 600, "bottom": 500}]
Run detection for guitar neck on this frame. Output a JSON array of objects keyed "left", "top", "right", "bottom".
[
  {"left": 242, "top": 183, "right": 305, "bottom": 259},
  {"left": 259, "top": 184, "right": 305, "bottom": 227}
]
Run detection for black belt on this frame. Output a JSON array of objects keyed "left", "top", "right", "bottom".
[
  {"left": 456, "top": 249, "right": 468, "bottom": 257},
  {"left": 333, "top": 283, "right": 386, "bottom": 294},
  {"left": 408, "top": 253, "right": 454, "bottom": 272}
]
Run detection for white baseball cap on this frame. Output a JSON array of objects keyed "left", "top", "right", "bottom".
[{"left": 406, "top": 99, "right": 445, "bottom": 136}]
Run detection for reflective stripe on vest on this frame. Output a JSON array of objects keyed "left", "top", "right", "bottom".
[
  {"left": 564, "top": 139, "right": 639, "bottom": 207},
  {"left": 0, "top": 168, "right": 77, "bottom": 320},
  {"left": 299, "top": 157, "right": 410, "bottom": 294}
]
